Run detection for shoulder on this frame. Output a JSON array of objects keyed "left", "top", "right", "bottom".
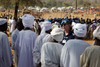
[
  {"left": 0, "top": 32, "right": 8, "bottom": 38},
  {"left": 11, "top": 29, "right": 19, "bottom": 36},
  {"left": 85, "top": 46, "right": 100, "bottom": 51}
]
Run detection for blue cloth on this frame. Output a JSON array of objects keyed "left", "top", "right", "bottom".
[{"left": 61, "top": 30, "right": 75, "bottom": 45}]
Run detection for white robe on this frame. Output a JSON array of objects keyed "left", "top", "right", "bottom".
[
  {"left": 41, "top": 42, "right": 63, "bottom": 67},
  {"left": 11, "top": 29, "right": 19, "bottom": 50},
  {"left": 11, "top": 29, "right": 19, "bottom": 67},
  {"left": 15, "top": 30, "right": 37, "bottom": 67},
  {"left": 60, "top": 39, "right": 90, "bottom": 67},
  {"left": 9, "top": 19, "right": 16, "bottom": 33},
  {"left": 33, "top": 33, "right": 49, "bottom": 66},
  {"left": 0, "top": 32, "right": 12, "bottom": 67}
]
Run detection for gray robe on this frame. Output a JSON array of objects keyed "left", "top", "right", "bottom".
[{"left": 0, "top": 32, "right": 12, "bottom": 67}]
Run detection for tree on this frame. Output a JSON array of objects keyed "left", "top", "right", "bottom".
[
  {"left": 63, "top": 2, "right": 70, "bottom": 7},
  {"left": 83, "top": 1, "right": 91, "bottom": 7},
  {"left": 0, "top": 0, "right": 42, "bottom": 21}
]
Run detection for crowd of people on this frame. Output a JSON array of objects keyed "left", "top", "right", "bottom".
[{"left": 0, "top": 14, "right": 100, "bottom": 67}]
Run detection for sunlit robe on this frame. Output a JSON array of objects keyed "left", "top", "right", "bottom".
[
  {"left": 15, "top": 30, "right": 37, "bottom": 67},
  {"left": 60, "top": 39, "right": 90, "bottom": 67}
]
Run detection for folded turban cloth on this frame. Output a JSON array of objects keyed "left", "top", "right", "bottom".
[
  {"left": 51, "top": 28, "right": 64, "bottom": 42},
  {"left": 40, "top": 20, "right": 52, "bottom": 34},
  {"left": 0, "top": 19, "right": 7, "bottom": 25},
  {"left": 73, "top": 23, "right": 87, "bottom": 37},
  {"left": 72, "top": 22, "right": 76, "bottom": 27},
  {"left": 22, "top": 14, "right": 35, "bottom": 28},
  {"left": 93, "top": 26, "right": 100, "bottom": 40}
]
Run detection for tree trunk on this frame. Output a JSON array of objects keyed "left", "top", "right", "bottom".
[{"left": 14, "top": 2, "right": 19, "bottom": 22}]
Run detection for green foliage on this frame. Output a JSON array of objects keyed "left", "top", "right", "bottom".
[
  {"left": 42, "top": 0, "right": 63, "bottom": 8},
  {"left": 0, "top": 0, "right": 43, "bottom": 9},
  {"left": 63, "top": 2, "right": 70, "bottom": 7},
  {"left": 83, "top": 1, "right": 91, "bottom": 7}
]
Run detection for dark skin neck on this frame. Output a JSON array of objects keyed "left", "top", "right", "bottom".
[
  {"left": 94, "top": 38, "right": 100, "bottom": 46},
  {"left": 75, "top": 35, "right": 84, "bottom": 40},
  {"left": 53, "top": 39, "right": 58, "bottom": 43},
  {"left": 24, "top": 27, "right": 32, "bottom": 30},
  {"left": 45, "top": 29, "right": 52, "bottom": 34}
]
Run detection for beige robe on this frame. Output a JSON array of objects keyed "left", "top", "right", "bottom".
[{"left": 80, "top": 46, "right": 100, "bottom": 67}]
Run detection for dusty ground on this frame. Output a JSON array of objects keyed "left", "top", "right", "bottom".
[{"left": 41, "top": 12, "right": 100, "bottom": 20}]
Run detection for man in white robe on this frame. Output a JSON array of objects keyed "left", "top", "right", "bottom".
[
  {"left": 15, "top": 14, "right": 37, "bottom": 67},
  {"left": 0, "top": 19, "right": 12, "bottom": 67},
  {"left": 11, "top": 19, "right": 24, "bottom": 67},
  {"left": 41, "top": 28, "right": 64, "bottom": 67},
  {"left": 60, "top": 23, "right": 90, "bottom": 67},
  {"left": 33, "top": 20, "right": 52, "bottom": 67},
  {"left": 80, "top": 26, "right": 100, "bottom": 67}
]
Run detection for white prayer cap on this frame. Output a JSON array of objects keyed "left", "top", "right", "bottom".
[
  {"left": 22, "top": 14, "right": 35, "bottom": 28},
  {"left": 73, "top": 23, "right": 87, "bottom": 37},
  {"left": 0, "top": 19, "right": 7, "bottom": 25},
  {"left": 40, "top": 20, "right": 52, "bottom": 34},
  {"left": 93, "top": 26, "right": 100, "bottom": 40},
  {"left": 51, "top": 28, "right": 64, "bottom": 42}
]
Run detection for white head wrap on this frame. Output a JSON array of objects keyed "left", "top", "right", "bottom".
[
  {"left": 73, "top": 23, "right": 87, "bottom": 37},
  {"left": 0, "top": 19, "right": 7, "bottom": 25},
  {"left": 51, "top": 28, "right": 64, "bottom": 42},
  {"left": 40, "top": 20, "right": 52, "bottom": 34},
  {"left": 72, "top": 22, "right": 76, "bottom": 27},
  {"left": 93, "top": 26, "right": 100, "bottom": 40},
  {"left": 22, "top": 14, "right": 35, "bottom": 28}
]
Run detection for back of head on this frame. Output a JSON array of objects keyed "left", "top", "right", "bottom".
[
  {"left": 51, "top": 28, "right": 64, "bottom": 42},
  {"left": 0, "top": 19, "right": 7, "bottom": 33},
  {"left": 40, "top": 20, "right": 52, "bottom": 34},
  {"left": 22, "top": 14, "right": 35, "bottom": 29},
  {"left": 73, "top": 23, "right": 87, "bottom": 38},
  {"left": 16, "top": 19, "right": 24, "bottom": 31}
]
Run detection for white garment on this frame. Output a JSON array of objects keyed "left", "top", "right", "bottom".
[
  {"left": 11, "top": 29, "right": 19, "bottom": 50},
  {"left": 40, "top": 21, "right": 52, "bottom": 35},
  {"left": 9, "top": 19, "right": 16, "bottom": 33},
  {"left": 33, "top": 33, "right": 49, "bottom": 66},
  {"left": 51, "top": 28, "right": 64, "bottom": 42},
  {"left": 42, "top": 34, "right": 53, "bottom": 44},
  {"left": 22, "top": 14, "right": 35, "bottom": 28},
  {"left": 60, "top": 39, "right": 90, "bottom": 67},
  {"left": 93, "top": 26, "right": 100, "bottom": 40},
  {"left": 15, "top": 30, "right": 37, "bottom": 67},
  {"left": 11, "top": 29, "right": 19, "bottom": 67},
  {"left": 73, "top": 23, "right": 87, "bottom": 37},
  {"left": 0, "top": 32, "right": 12, "bottom": 67},
  {"left": 41, "top": 42, "right": 63, "bottom": 67}
]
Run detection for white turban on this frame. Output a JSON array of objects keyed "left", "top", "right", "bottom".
[
  {"left": 51, "top": 28, "right": 64, "bottom": 42},
  {"left": 0, "top": 19, "right": 7, "bottom": 25},
  {"left": 72, "top": 22, "right": 76, "bottom": 27},
  {"left": 73, "top": 23, "right": 87, "bottom": 37},
  {"left": 22, "top": 14, "right": 35, "bottom": 28},
  {"left": 40, "top": 21, "right": 52, "bottom": 34},
  {"left": 93, "top": 26, "right": 100, "bottom": 40}
]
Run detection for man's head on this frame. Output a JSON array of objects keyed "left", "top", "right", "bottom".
[
  {"left": 51, "top": 28, "right": 64, "bottom": 42},
  {"left": 61, "top": 20, "right": 71, "bottom": 32},
  {"left": 16, "top": 19, "right": 24, "bottom": 31},
  {"left": 0, "top": 19, "right": 7, "bottom": 32},
  {"left": 22, "top": 14, "right": 35, "bottom": 29},
  {"left": 40, "top": 20, "right": 52, "bottom": 34},
  {"left": 93, "top": 26, "right": 100, "bottom": 45},
  {"left": 73, "top": 23, "right": 87, "bottom": 39}
]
